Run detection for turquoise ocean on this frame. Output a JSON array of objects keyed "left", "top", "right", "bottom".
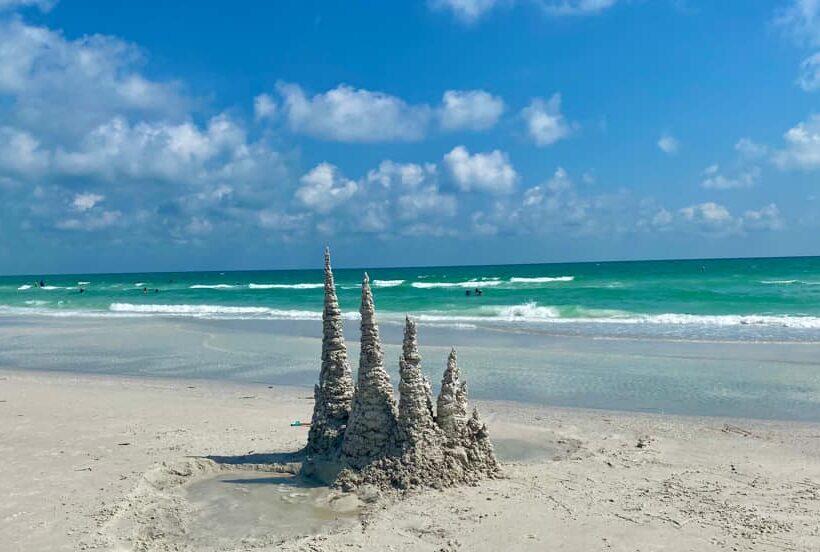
[{"left": 3, "top": 255, "right": 820, "bottom": 342}]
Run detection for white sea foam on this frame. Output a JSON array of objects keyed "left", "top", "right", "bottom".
[
  {"left": 189, "top": 284, "right": 235, "bottom": 289},
  {"left": 24, "top": 300, "right": 49, "bottom": 306},
  {"left": 106, "top": 302, "right": 359, "bottom": 321},
  {"left": 248, "top": 283, "right": 323, "bottom": 290},
  {"left": 373, "top": 279, "right": 405, "bottom": 287},
  {"left": 509, "top": 276, "right": 575, "bottom": 283},
  {"left": 134, "top": 283, "right": 146, "bottom": 287},
  {"left": 78, "top": 281, "right": 90, "bottom": 285},
  {"left": 17, "top": 285, "right": 32, "bottom": 290},
  {"left": 411, "top": 280, "right": 503, "bottom": 289},
  {"left": 760, "top": 279, "right": 820, "bottom": 285},
  {"left": 416, "top": 302, "right": 820, "bottom": 329}
]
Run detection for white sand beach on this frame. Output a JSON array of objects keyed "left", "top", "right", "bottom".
[{"left": 2, "top": 368, "right": 818, "bottom": 551}]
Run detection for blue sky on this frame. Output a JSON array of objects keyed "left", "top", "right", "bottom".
[{"left": 0, "top": 0, "right": 819, "bottom": 274}]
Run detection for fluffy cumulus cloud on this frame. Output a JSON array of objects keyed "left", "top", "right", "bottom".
[
  {"left": 678, "top": 202, "right": 737, "bottom": 234},
  {"left": 366, "top": 160, "right": 437, "bottom": 189},
  {"left": 51, "top": 115, "right": 263, "bottom": 183},
  {"left": 438, "top": 89, "right": 504, "bottom": 131},
  {"left": 443, "top": 145, "right": 518, "bottom": 194},
  {"left": 671, "top": 202, "right": 783, "bottom": 236},
  {"left": 0, "top": 18, "right": 188, "bottom": 140},
  {"left": 253, "top": 93, "right": 277, "bottom": 120},
  {"left": 657, "top": 134, "right": 679, "bottom": 155},
  {"left": 773, "top": 114, "right": 820, "bottom": 169},
  {"left": 521, "top": 94, "right": 571, "bottom": 146},
  {"left": 71, "top": 192, "right": 104, "bottom": 211},
  {"left": 295, "top": 163, "right": 358, "bottom": 213},
  {"left": 701, "top": 164, "right": 760, "bottom": 190},
  {"left": 0, "top": 17, "right": 294, "bottom": 246},
  {"left": 0, "top": 126, "right": 50, "bottom": 175},
  {"left": 276, "top": 82, "right": 431, "bottom": 143},
  {"left": 294, "top": 159, "right": 457, "bottom": 235},
  {"left": 473, "top": 167, "right": 636, "bottom": 237}
]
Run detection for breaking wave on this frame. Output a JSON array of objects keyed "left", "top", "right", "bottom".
[
  {"left": 760, "top": 279, "right": 820, "bottom": 285},
  {"left": 17, "top": 285, "right": 32, "bottom": 290},
  {"left": 509, "top": 276, "right": 574, "bottom": 283},
  {"left": 107, "top": 303, "right": 358, "bottom": 320},
  {"left": 373, "top": 279, "right": 405, "bottom": 287},
  {"left": 189, "top": 284, "right": 235, "bottom": 289},
  {"left": 418, "top": 302, "right": 820, "bottom": 329},
  {"left": 411, "top": 280, "right": 503, "bottom": 289},
  {"left": 248, "top": 283, "right": 323, "bottom": 290}
]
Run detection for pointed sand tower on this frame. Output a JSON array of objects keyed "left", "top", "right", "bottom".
[
  {"left": 305, "top": 248, "right": 354, "bottom": 459},
  {"left": 340, "top": 273, "right": 398, "bottom": 469},
  {"left": 397, "top": 316, "right": 440, "bottom": 447},
  {"left": 436, "top": 348, "right": 469, "bottom": 439}
]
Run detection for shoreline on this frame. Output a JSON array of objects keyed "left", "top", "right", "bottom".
[
  {"left": 2, "top": 368, "right": 819, "bottom": 551},
  {"left": 2, "top": 315, "right": 819, "bottom": 422}
]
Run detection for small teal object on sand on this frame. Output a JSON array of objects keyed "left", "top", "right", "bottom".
[{"left": 290, "top": 420, "right": 310, "bottom": 427}]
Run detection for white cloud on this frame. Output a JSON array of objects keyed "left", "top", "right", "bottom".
[
  {"left": 734, "top": 138, "right": 768, "bottom": 159},
  {"left": 295, "top": 163, "right": 358, "bottom": 213},
  {"left": 71, "top": 192, "right": 104, "bottom": 212},
  {"left": 0, "top": 0, "right": 54, "bottom": 12},
  {"left": 773, "top": 114, "right": 820, "bottom": 169},
  {"left": 0, "top": 19, "right": 187, "bottom": 139},
  {"left": 257, "top": 210, "right": 310, "bottom": 231},
  {"left": 701, "top": 165, "right": 760, "bottom": 190},
  {"left": 676, "top": 202, "right": 783, "bottom": 236},
  {"left": 489, "top": 167, "right": 636, "bottom": 237},
  {"left": 366, "top": 160, "right": 436, "bottom": 189},
  {"left": 678, "top": 202, "right": 739, "bottom": 235},
  {"left": 0, "top": 126, "right": 50, "bottom": 175},
  {"left": 776, "top": 0, "right": 820, "bottom": 47},
  {"left": 397, "top": 186, "right": 457, "bottom": 220},
  {"left": 743, "top": 204, "right": 784, "bottom": 231},
  {"left": 657, "top": 134, "right": 679, "bottom": 155},
  {"left": 438, "top": 89, "right": 504, "bottom": 131},
  {"left": 443, "top": 145, "right": 517, "bottom": 194},
  {"left": 521, "top": 94, "right": 571, "bottom": 146},
  {"left": 430, "top": 0, "right": 500, "bottom": 23},
  {"left": 55, "top": 210, "right": 121, "bottom": 231},
  {"left": 797, "top": 52, "right": 820, "bottom": 91},
  {"left": 276, "top": 82, "right": 431, "bottom": 142},
  {"left": 51, "top": 114, "right": 267, "bottom": 184},
  {"left": 253, "top": 93, "right": 277, "bottom": 120},
  {"left": 430, "top": 0, "right": 617, "bottom": 22},
  {"left": 540, "top": 0, "right": 617, "bottom": 17}
]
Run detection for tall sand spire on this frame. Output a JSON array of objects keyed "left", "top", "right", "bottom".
[
  {"left": 397, "top": 316, "right": 439, "bottom": 446},
  {"left": 305, "top": 247, "right": 354, "bottom": 458},
  {"left": 436, "top": 348, "right": 468, "bottom": 439},
  {"left": 341, "top": 272, "right": 398, "bottom": 469}
]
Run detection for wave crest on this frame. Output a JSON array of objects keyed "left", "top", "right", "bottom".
[
  {"left": 373, "top": 279, "right": 405, "bottom": 288},
  {"left": 411, "top": 280, "right": 503, "bottom": 289},
  {"left": 509, "top": 276, "right": 574, "bottom": 283},
  {"left": 248, "top": 283, "right": 323, "bottom": 290}
]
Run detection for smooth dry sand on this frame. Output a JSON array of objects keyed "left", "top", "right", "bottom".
[{"left": 1, "top": 369, "right": 819, "bottom": 551}]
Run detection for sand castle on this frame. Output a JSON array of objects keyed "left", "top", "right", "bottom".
[{"left": 302, "top": 249, "right": 500, "bottom": 490}]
